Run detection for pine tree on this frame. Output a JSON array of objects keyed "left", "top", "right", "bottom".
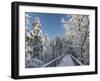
[{"left": 32, "top": 17, "right": 43, "bottom": 60}]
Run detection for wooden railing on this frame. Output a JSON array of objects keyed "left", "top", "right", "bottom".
[
  {"left": 41, "top": 54, "right": 84, "bottom": 67},
  {"left": 42, "top": 54, "right": 65, "bottom": 67},
  {"left": 71, "top": 55, "right": 84, "bottom": 65}
]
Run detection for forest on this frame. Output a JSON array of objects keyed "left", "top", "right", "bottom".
[{"left": 25, "top": 14, "right": 89, "bottom": 68}]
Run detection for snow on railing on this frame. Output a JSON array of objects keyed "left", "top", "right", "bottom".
[
  {"left": 42, "top": 54, "right": 65, "bottom": 67},
  {"left": 71, "top": 55, "right": 84, "bottom": 65}
]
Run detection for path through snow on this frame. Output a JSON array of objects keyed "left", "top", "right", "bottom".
[{"left": 58, "top": 55, "right": 75, "bottom": 66}]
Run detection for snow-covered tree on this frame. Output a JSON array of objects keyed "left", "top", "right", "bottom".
[
  {"left": 32, "top": 17, "right": 43, "bottom": 60},
  {"left": 41, "top": 34, "right": 53, "bottom": 63},
  {"left": 71, "top": 15, "right": 89, "bottom": 64},
  {"left": 25, "top": 14, "right": 33, "bottom": 59},
  {"left": 62, "top": 14, "right": 89, "bottom": 65}
]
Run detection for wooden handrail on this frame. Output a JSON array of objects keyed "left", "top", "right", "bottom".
[
  {"left": 42, "top": 54, "right": 84, "bottom": 67},
  {"left": 71, "top": 55, "right": 84, "bottom": 65},
  {"left": 42, "top": 54, "right": 65, "bottom": 67}
]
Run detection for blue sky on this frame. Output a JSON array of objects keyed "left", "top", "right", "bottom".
[{"left": 25, "top": 12, "right": 69, "bottom": 39}]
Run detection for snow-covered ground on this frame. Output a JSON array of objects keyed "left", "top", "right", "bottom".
[{"left": 58, "top": 55, "right": 75, "bottom": 66}]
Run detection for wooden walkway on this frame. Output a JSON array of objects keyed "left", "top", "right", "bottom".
[{"left": 58, "top": 55, "right": 75, "bottom": 66}]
